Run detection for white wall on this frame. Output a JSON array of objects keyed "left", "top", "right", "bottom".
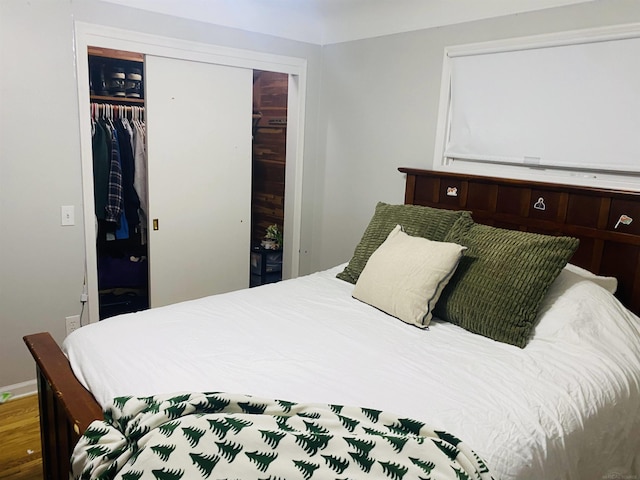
[
  {"left": 0, "top": 0, "right": 322, "bottom": 393},
  {"left": 314, "top": 0, "right": 640, "bottom": 271}
]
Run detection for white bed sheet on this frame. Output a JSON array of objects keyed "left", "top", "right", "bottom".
[{"left": 64, "top": 265, "right": 640, "bottom": 480}]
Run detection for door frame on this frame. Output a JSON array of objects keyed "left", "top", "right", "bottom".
[{"left": 74, "top": 22, "right": 307, "bottom": 324}]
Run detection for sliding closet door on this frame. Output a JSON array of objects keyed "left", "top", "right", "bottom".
[{"left": 145, "top": 56, "right": 253, "bottom": 307}]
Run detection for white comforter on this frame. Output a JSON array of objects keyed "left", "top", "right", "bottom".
[{"left": 64, "top": 265, "right": 640, "bottom": 480}]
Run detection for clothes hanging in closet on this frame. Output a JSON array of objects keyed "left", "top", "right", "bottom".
[{"left": 91, "top": 103, "right": 147, "bottom": 246}]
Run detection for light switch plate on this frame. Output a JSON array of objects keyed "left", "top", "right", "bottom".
[{"left": 61, "top": 205, "right": 75, "bottom": 226}]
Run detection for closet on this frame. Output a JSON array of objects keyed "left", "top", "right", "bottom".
[
  {"left": 88, "top": 46, "right": 255, "bottom": 317},
  {"left": 89, "top": 47, "right": 148, "bottom": 319},
  {"left": 77, "top": 25, "right": 307, "bottom": 325}
]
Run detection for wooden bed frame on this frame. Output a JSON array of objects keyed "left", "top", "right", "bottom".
[
  {"left": 399, "top": 168, "right": 640, "bottom": 314},
  {"left": 23, "top": 333, "right": 102, "bottom": 480},
  {"left": 23, "top": 168, "right": 640, "bottom": 480}
]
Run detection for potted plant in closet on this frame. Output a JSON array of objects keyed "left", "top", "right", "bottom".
[{"left": 262, "top": 224, "right": 283, "bottom": 250}]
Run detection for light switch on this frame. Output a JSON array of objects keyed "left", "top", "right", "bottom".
[{"left": 61, "top": 205, "right": 75, "bottom": 226}]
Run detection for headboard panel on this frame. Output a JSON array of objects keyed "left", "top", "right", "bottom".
[{"left": 399, "top": 167, "right": 640, "bottom": 316}]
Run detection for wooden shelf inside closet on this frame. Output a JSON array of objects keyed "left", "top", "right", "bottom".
[
  {"left": 88, "top": 46, "right": 143, "bottom": 62},
  {"left": 90, "top": 94, "right": 144, "bottom": 105}
]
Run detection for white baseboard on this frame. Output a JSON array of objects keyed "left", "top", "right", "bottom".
[{"left": 0, "top": 379, "right": 37, "bottom": 400}]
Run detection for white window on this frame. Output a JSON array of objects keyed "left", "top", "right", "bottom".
[{"left": 433, "top": 24, "right": 640, "bottom": 188}]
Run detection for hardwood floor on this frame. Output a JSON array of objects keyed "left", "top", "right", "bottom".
[{"left": 0, "top": 395, "right": 42, "bottom": 480}]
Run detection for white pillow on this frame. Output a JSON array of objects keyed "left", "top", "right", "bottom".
[
  {"left": 562, "top": 263, "right": 618, "bottom": 294},
  {"left": 537, "top": 263, "right": 619, "bottom": 328},
  {"left": 352, "top": 225, "right": 466, "bottom": 328}
]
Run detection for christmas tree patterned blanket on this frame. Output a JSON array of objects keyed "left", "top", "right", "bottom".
[{"left": 71, "top": 391, "right": 494, "bottom": 480}]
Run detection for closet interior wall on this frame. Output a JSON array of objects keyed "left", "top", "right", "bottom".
[
  {"left": 251, "top": 71, "right": 288, "bottom": 247},
  {"left": 250, "top": 71, "right": 288, "bottom": 287},
  {"left": 89, "top": 47, "right": 149, "bottom": 319}
]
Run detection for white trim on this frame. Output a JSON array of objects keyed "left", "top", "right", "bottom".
[
  {"left": 433, "top": 158, "right": 640, "bottom": 192},
  {"left": 282, "top": 74, "right": 306, "bottom": 279},
  {"left": 74, "top": 22, "right": 307, "bottom": 323},
  {"left": 75, "top": 23, "right": 307, "bottom": 73},
  {"left": 0, "top": 379, "right": 37, "bottom": 399},
  {"left": 444, "top": 22, "right": 640, "bottom": 58},
  {"left": 432, "top": 22, "right": 640, "bottom": 192}
]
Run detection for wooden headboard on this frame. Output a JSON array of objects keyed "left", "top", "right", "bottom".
[{"left": 399, "top": 168, "right": 640, "bottom": 316}]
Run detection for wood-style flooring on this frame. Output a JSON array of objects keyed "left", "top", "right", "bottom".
[{"left": 0, "top": 395, "right": 42, "bottom": 480}]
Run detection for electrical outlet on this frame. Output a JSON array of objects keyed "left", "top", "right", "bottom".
[{"left": 66, "top": 315, "right": 80, "bottom": 336}]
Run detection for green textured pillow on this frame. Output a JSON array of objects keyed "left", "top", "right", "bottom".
[
  {"left": 337, "top": 202, "right": 471, "bottom": 284},
  {"left": 436, "top": 217, "right": 579, "bottom": 348}
]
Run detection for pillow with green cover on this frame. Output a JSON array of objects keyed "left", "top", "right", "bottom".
[
  {"left": 436, "top": 216, "right": 579, "bottom": 348},
  {"left": 337, "top": 202, "right": 471, "bottom": 284}
]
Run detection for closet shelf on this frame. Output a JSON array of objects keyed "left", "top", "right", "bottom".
[
  {"left": 90, "top": 95, "right": 145, "bottom": 105},
  {"left": 253, "top": 158, "right": 285, "bottom": 166},
  {"left": 88, "top": 46, "right": 143, "bottom": 62}
]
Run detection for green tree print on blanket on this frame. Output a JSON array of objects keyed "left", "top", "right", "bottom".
[
  {"left": 189, "top": 452, "right": 220, "bottom": 477},
  {"left": 259, "top": 429, "right": 286, "bottom": 449},
  {"left": 70, "top": 391, "right": 495, "bottom": 480},
  {"left": 120, "top": 470, "right": 143, "bottom": 480},
  {"left": 322, "top": 453, "right": 350, "bottom": 474},
  {"left": 215, "top": 439, "right": 243, "bottom": 462},
  {"left": 206, "top": 417, "right": 233, "bottom": 439},
  {"left": 81, "top": 425, "right": 110, "bottom": 445},
  {"left": 245, "top": 450, "right": 278, "bottom": 472},
  {"left": 157, "top": 420, "right": 180, "bottom": 438},
  {"left": 379, "top": 460, "right": 409, "bottom": 480},
  {"left": 151, "top": 467, "right": 183, "bottom": 480},
  {"left": 293, "top": 459, "right": 320, "bottom": 479},
  {"left": 181, "top": 426, "right": 206, "bottom": 447},
  {"left": 150, "top": 444, "right": 175, "bottom": 462}
]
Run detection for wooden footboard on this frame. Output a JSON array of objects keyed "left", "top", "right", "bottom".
[{"left": 23, "top": 332, "right": 103, "bottom": 480}]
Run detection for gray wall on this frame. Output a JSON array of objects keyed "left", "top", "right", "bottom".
[
  {"left": 2, "top": 0, "right": 640, "bottom": 393},
  {"left": 0, "top": 0, "right": 322, "bottom": 392},
  {"left": 314, "top": 0, "right": 640, "bottom": 271}
]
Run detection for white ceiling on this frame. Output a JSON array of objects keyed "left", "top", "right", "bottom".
[{"left": 101, "top": 0, "right": 595, "bottom": 45}]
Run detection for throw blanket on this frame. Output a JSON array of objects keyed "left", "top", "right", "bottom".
[{"left": 71, "top": 392, "right": 494, "bottom": 480}]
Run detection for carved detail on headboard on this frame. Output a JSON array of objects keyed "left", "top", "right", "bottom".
[{"left": 399, "top": 167, "right": 640, "bottom": 316}]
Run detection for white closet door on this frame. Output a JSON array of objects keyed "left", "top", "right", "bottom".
[{"left": 145, "top": 56, "right": 253, "bottom": 307}]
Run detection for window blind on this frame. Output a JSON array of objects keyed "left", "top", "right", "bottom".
[{"left": 444, "top": 35, "right": 640, "bottom": 174}]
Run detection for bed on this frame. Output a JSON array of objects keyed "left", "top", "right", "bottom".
[{"left": 24, "top": 168, "right": 640, "bottom": 480}]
